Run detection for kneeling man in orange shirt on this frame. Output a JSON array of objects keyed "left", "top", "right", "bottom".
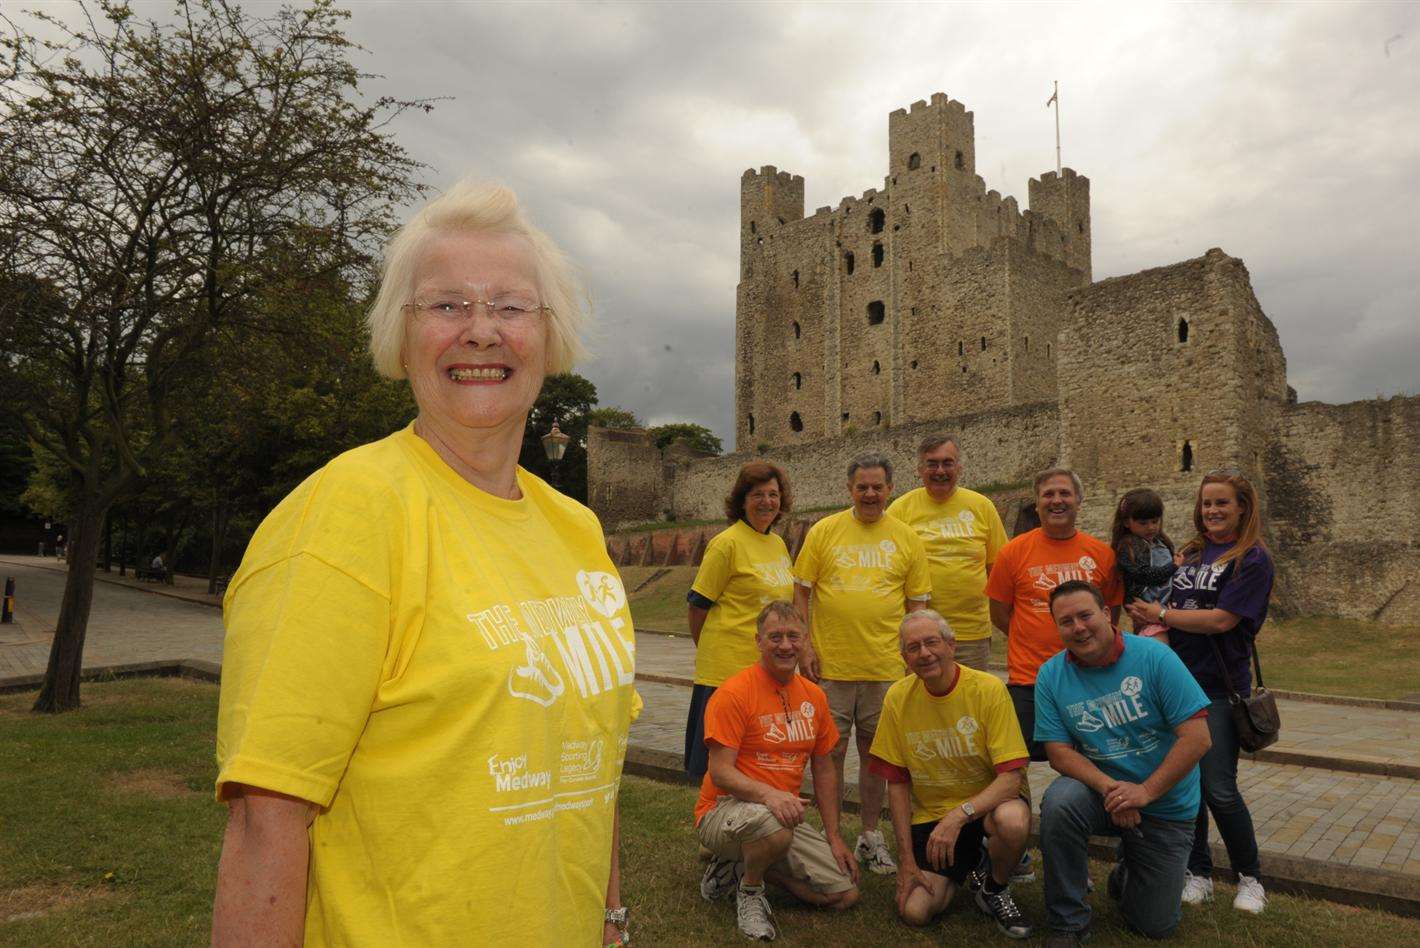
[{"left": 694, "top": 601, "right": 861, "bottom": 941}]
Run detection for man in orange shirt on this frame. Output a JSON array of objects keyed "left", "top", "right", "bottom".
[
  {"left": 695, "top": 601, "right": 861, "bottom": 941},
  {"left": 986, "top": 468, "right": 1122, "bottom": 761}
]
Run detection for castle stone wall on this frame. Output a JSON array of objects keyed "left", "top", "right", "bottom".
[
  {"left": 608, "top": 402, "right": 1059, "bottom": 530},
  {"left": 1267, "top": 396, "right": 1420, "bottom": 622},
  {"left": 586, "top": 427, "right": 669, "bottom": 527}
]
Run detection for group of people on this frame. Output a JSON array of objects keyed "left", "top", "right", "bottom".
[
  {"left": 206, "top": 177, "right": 1274, "bottom": 947},
  {"left": 685, "top": 438, "right": 1275, "bottom": 944}
]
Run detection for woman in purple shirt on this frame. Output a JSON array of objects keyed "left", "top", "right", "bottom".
[{"left": 1126, "top": 469, "right": 1274, "bottom": 916}]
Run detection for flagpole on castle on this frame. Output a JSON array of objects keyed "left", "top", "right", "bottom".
[{"left": 1046, "top": 80, "right": 1061, "bottom": 175}]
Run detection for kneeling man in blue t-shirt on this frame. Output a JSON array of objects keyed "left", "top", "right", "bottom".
[{"left": 1035, "top": 580, "right": 1212, "bottom": 945}]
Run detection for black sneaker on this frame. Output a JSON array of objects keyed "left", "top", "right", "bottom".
[
  {"left": 964, "top": 851, "right": 992, "bottom": 893},
  {"left": 974, "top": 885, "right": 1033, "bottom": 939}
]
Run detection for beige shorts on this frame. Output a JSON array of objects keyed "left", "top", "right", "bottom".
[
  {"left": 952, "top": 637, "right": 992, "bottom": 671},
  {"left": 696, "top": 797, "right": 855, "bottom": 895},
  {"left": 819, "top": 678, "right": 894, "bottom": 749}
]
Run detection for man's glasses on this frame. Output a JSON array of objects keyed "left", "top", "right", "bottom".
[{"left": 920, "top": 460, "right": 957, "bottom": 471}]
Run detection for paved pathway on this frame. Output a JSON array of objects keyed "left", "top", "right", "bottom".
[{"left": 4, "top": 557, "right": 1418, "bottom": 895}]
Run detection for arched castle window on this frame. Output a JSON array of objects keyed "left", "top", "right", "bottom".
[
  {"left": 954, "top": 150, "right": 964, "bottom": 170},
  {"left": 871, "top": 360, "right": 880, "bottom": 375},
  {"left": 747, "top": 414, "right": 755, "bottom": 434},
  {"left": 792, "top": 321, "right": 801, "bottom": 339},
  {"left": 792, "top": 270, "right": 799, "bottom": 288},
  {"left": 867, "top": 301, "right": 885, "bottom": 325},
  {"left": 910, "top": 360, "right": 918, "bottom": 369},
  {"left": 1047, "top": 343, "right": 1052, "bottom": 359},
  {"left": 872, "top": 242, "right": 884, "bottom": 267},
  {"left": 750, "top": 221, "right": 757, "bottom": 234},
  {"left": 789, "top": 412, "right": 804, "bottom": 432},
  {"left": 1177, "top": 317, "right": 1190, "bottom": 344},
  {"left": 873, "top": 411, "right": 882, "bottom": 426},
  {"left": 844, "top": 251, "right": 855, "bottom": 275},
  {"left": 1077, "top": 222, "right": 1084, "bottom": 234},
  {"left": 869, "top": 208, "right": 885, "bottom": 234},
  {"left": 792, "top": 372, "right": 802, "bottom": 389},
  {"left": 980, "top": 336, "right": 987, "bottom": 351},
  {"left": 1181, "top": 441, "right": 1194, "bottom": 472},
  {"left": 908, "top": 153, "right": 921, "bottom": 170},
  {"left": 958, "top": 341, "right": 964, "bottom": 356},
  {"left": 1023, "top": 336, "right": 1030, "bottom": 352}
]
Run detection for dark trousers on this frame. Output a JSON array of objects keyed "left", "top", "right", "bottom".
[
  {"left": 1190, "top": 697, "right": 1262, "bottom": 878},
  {"left": 683, "top": 684, "right": 717, "bottom": 781},
  {"left": 1007, "top": 683, "right": 1050, "bottom": 762}
]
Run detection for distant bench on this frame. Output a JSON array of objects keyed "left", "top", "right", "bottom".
[{"left": 135, "top": 566, "right": 166, "bottom": 583}]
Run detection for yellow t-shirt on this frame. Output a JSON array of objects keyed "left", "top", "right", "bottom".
[
  {"left": 216, "top": 425, "right": 638, "bottom": 948},
  {"left": 793, "top": 509, "right": 932, "bottom": 681},
  {"left": 886, "top": 487, "right": 1008, "bottom": 642},
  {"left": 690, "top": 520, "right": 794, "bottom": 686},
  {"left": 868, "top": 666, "right": 1029, "bottom": 824}
]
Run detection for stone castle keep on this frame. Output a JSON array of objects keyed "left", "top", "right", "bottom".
[{"left": 588, "top": 93, "right": 1420, "bottom": 624}]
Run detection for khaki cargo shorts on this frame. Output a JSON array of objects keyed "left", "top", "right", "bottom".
[
  {"left": 819, "top": 678, "right": 894, "bottom": 750},
  {"left": 696, "top": 798, "right": 855, "bottom": 895}
]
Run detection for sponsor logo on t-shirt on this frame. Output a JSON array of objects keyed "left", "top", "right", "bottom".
[
  {"left": 578, "top": 570, "right": 627, "bottom": 618},
  {"left": 1026, "top": 561, "right": 1104, "bottom": 610},
  {"left": 800, "top": 701, "right": 815, "bottom": 719},
  {"left": 488, "top": 752, "right": 552, "bottom": 793},
  {"left": 757, "top": 709, "right": 817, "bottom": 744},
  {"left": 559, "top": 738, "right": 605, "bottom": 783},
  {"left": 922, "top": 512, "right": 977, "bottom": 543}
]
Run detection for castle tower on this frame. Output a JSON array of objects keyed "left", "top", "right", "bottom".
[
  {"left": 1028, "top": 168, "right": 1092, "bottom": 280},
  {"left": 887, "top": 93, "right": 979, "bottom": 254}
]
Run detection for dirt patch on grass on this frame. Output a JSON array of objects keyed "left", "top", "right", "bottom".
[
  {"left": 0, "top": 883, "right": 110, "bottom": 923},
  {"left": 109, "top": 768, "right": 200, "bottom": 799}
]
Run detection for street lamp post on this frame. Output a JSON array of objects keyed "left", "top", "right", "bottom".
[{"left": 541, "top": 422, "right": 571, "bottom": 462}]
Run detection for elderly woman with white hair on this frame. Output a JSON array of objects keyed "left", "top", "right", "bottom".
[{"left": 211, "top": 181, "right": 639, "bottom": 947}]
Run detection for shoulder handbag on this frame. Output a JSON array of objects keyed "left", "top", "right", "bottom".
[{"left": 1209, "top": 635, "right": 1281, "bottom": 752}]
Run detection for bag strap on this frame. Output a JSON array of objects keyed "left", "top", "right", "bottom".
[{"left": 1209, "top": 630, "right": 1266, "bottom": 695}]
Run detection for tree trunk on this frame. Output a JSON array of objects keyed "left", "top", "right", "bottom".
[
  {"left": 118, "top": 512, "right": 128, "bottom": 577},
  {"left": 103, "top": 514, "right": 113, "bottom": 573},
  {"left": 32, "top": 498, "right": 110, "bottom": 713},
  {"left": 206, "top": 502, "right": 229, "bottom": 595}
]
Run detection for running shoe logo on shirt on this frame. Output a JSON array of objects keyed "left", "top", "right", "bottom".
[{"left": 831, "top": 540, "right": 898, "bottom": 569}]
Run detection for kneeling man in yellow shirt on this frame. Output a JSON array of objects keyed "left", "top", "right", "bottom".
[{"left": 868, "top": 610, "right": 1036, "bottom": 939}]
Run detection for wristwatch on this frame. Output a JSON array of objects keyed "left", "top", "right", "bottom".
[
  {"left": 959, "top": 800, "right": 976, "bottom": 820},
  {"left": 604, "top": 907, "right": 630, "bottom": 946},
  {"left": 1158, "top": 606, "right": 1170, "bottom": 625}
]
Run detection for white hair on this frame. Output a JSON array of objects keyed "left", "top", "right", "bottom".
[
  {"left": 898, "top": 609, "right": 955, "bottom": 647},
  {"left": 366, "top": 178, "right": 588, "bottom": 379}
]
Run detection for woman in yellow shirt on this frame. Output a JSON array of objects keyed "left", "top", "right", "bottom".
[
  {"left": 684, "top": 462, "right": 796, "bottom": 780},
  {"left": 211, "top": 180, "right": 637, "bottom": 947}
]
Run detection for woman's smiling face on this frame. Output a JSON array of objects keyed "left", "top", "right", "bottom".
[{"left": 403, "top": 230, "right": 548, "bottom": 433}]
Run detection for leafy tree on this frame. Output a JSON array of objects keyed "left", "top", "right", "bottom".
[
  {"left": 0, "top": 0, "right": 426, "bottom": 712},
  {"left": 647, "top": 422, "right": 722, "bottom": 456},
  {"left": 520, "top": 373, "right": 599, "bottom": 501},
  {"left": 587, "top": 406, "right": 640, "bottom": 430}
]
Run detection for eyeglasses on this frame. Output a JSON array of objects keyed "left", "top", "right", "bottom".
[
  {"left": 404, "top": 296, "right": 550, "bottom": 325},
  {"left": 920, "top": 460, "right": 957, "bottom": 471}
]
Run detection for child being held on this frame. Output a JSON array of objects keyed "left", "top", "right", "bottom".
[{"left": 1111, "top": 488, "right": 1177, "bottom": 644}]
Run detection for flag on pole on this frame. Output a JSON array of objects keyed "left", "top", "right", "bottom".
[{"left": 1046, "top": 88, "right": 1057, "bottom": 107}]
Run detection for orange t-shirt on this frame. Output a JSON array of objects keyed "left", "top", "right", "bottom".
[
  {"left": 985, "top": 528, "right": 1123, "bottom": 685},
  {"left": 694, "top": 663, "right": 840, "bottom": 824}
]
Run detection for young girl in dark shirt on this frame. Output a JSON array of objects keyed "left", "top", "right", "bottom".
[{"left": 1111, "top": 488, "right": 1176, "bottom": 642}]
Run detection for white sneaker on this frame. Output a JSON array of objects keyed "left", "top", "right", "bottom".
[
  {"left": 1233, "top": 875, "right": 1267, "bottom": 914},
  {"left": 1181, "top": 870, "right": 1214, "bottom": 905},
  {"left": 854, "top": 829, "right": 897, "bottom": 874},
  {"left": 736, "top": 883, "right": 777, "bottom": 941}
]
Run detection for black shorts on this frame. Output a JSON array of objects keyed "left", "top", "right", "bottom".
[
  {"left": 1007, "top": 683, "right": 1049, "bottom": 762},
  {"left": 910, "top": 817, "right": 988, "bottom": 885}
]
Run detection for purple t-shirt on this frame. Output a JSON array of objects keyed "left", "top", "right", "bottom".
[{"left": 1167, "top": 541, "right": 1275, "bottom": 698}]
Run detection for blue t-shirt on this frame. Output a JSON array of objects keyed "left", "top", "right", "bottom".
[
  {"left": 1167, "top": 542, "right": 1275, "bottom": 698},
  {"left": 1034, "top": 635, "right": 1209, "bottom": 822}
]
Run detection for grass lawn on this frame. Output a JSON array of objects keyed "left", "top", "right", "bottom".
[
  {"left": 619, "top": 776, "right": 1420, "bottom": 946},
  {"left": 1, "top": 678, "right": 1418, "bottom": 945},
  {"left": 623, "top": 567, "right": 1420, "bottom": 701}
]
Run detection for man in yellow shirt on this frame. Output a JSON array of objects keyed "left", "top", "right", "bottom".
[
  {"left": 868, "top": 610, "right": 1035, "bottom": 938},
  {"left": 794, "top": 452, "right": 931, "bottom": 875},
  {"left": 887, "top": 434, "right": 1008, "bottom": 672}
]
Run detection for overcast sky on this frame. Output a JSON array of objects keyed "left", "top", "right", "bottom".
[{"left": 30, "top": 1, "right": 1420, "bottom": 449}]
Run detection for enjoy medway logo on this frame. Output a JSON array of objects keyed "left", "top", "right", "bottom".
[{"left": 487, "top": 752, "right": 552, "bottom": 793}]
